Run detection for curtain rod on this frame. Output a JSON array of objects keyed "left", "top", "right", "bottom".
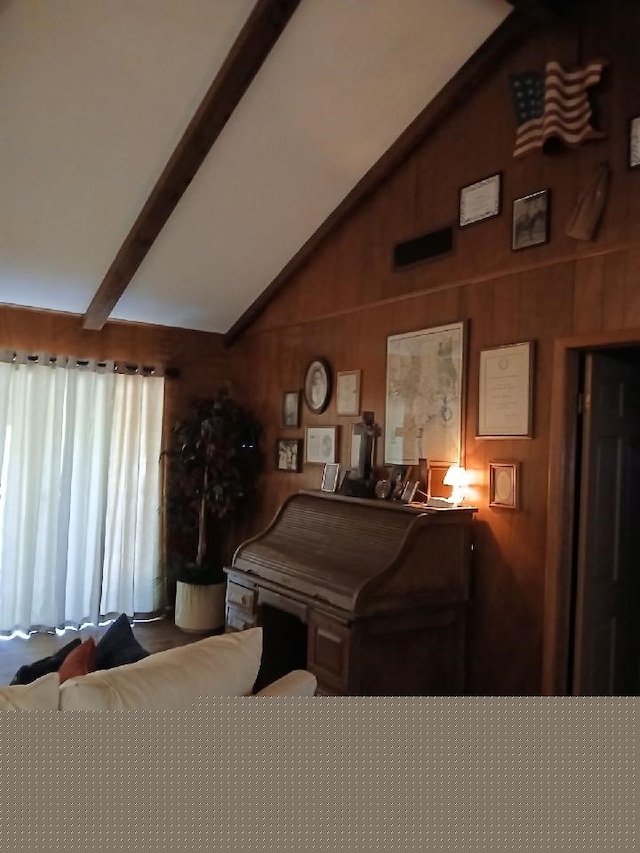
[{"left": 0, "top": 349, "right": 180, "bottom": 378}]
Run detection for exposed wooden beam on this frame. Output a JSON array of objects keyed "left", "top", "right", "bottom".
[
  {"left": 82, "top": 0, "right": 301, "bottom": 331},
  {"left": 225, "top": 10, "right": 534, "bottom": 345}
]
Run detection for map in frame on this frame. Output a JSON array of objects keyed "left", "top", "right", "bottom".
[{"left": 384, "top": 322, "right": 465, "bottom": 465}]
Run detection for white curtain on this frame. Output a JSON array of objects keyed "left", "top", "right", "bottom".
[{"left": 0, "top": 356, "right": 164, "bottom": 635}]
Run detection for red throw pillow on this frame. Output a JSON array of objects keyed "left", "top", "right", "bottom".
[{"left": 58, "top": 637, "right": 97, "bottom": 684}]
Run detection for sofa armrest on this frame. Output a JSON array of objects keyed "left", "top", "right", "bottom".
[{"left": 254, "top": 670, "right": 317, "bottom": 697}]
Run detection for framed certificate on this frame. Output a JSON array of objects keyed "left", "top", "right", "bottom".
[
  {"left": 459, "top": 172, "right": 501, "bottom": 227},
  {"left": 477, "top": 341, "right": 534, "bottom": 438}
]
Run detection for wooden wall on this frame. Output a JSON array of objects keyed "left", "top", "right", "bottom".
[{"left": 228, "top": 0, "right": 640, "bottom": 694}]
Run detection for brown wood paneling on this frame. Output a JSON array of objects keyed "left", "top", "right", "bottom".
[{"left": 226, "top": 0, "right": 640, "bottom": 694}]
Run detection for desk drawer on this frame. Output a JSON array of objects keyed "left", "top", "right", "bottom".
[
  {"left": 226, "top": 581, "right": 256, "bottom": 612},
  {"left": 225, "top": 604, "right": 256, "bottom": 632}
]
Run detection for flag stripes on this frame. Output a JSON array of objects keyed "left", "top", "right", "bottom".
[{"left": 511, "top": 59, "right": 606, "bottom": 158}]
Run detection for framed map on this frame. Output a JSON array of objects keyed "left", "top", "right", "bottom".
[{"left": 384, "top": 322, "right": 465, "bottom": 465}]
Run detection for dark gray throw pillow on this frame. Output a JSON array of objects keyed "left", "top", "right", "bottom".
[
  {"left": 10, "top": 637, "right": 82, "bottom": 685},
  {"left": 94, "top": 613, "right": 149, "bottom": 670}
]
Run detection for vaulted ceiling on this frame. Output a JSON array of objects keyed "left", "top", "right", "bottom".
[{"left": 2, "top": 0, "right": 526, "bottom": 339}]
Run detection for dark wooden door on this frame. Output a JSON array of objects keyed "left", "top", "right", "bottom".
[{"left": 572, "top": 351, "right": 640, "bottom": 695}]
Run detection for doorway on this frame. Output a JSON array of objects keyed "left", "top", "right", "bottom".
[
  {"left": 569, "top": 347, "right": 640, "bottom": 695},
  {"left": 543, "top": 332, "right": 640, "bottom": 695}
]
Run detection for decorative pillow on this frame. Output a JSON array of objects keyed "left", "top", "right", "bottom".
[
  {"left": 60, "top": 627, "right": 263, "bottom": 710},
  {"left": 58, "top": 637, "right": 97, "bottom": 684},
  {"left": 0, "top": 673, "right": 60, "bottom": 710},
  {"left": 10, "top": 637, "right": 82, "bottom": 685},
  {"left": 94, "top": 613, "right": 149, "bottom": 670}
]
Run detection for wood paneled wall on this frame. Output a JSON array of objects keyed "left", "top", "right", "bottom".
[{"left": 229, "top": 0, "right": 640, "bottom": 694}]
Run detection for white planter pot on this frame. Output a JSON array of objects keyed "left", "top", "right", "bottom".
[{"left": 175, "top": 580, "right": 226, "bottom": 633}]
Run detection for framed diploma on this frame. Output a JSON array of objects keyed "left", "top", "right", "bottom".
[
  {"left": 459, "top": 172, "right": 502, "bottom": 228},
  {"left": 477, "top": 341, "right": 534, "bottom": 438}
]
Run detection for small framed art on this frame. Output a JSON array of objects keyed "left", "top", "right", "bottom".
[
  {"left": 489, "top": 461, "right": 519, "bottom": 509},
  {"left": 459, "top": 172, "right": 501, "bottom": 228},
  {"left": 276, "top": 438, "right": 303, "bottom": 473},
  {"left": 304, "top": 358, "right": 332, "bottom": 415},
  {"left": 282, "top": 390, "right": 301, "bottom": 428},
  {"left": 321, "top": 462, "right": 341, "bottom": 493},
  {"left": 512, "top": 189, "right": 550, "bottom": 251},
  {"left": 305, "top": 426, "right": 338, "bottom": 464},
  {"left": 336, "top": 370, "right": 361, "bottom": 416},
  {"left": 629, "top": 115, "right": 640, "bottom": 170}
]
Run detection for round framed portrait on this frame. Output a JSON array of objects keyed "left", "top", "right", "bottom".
[{"left": 303, "top": 358, "right": 332, "bottom": 415}]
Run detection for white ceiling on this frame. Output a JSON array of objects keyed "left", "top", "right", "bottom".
[{"left": 0, "top": 0, "right": 511, "bottom": 334}]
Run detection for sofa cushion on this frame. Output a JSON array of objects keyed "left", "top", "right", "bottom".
[
  {"left": 254, "top": 670, "right": 318, "bottom": 697},
  {"left": 94, "top": 613, "right": 149, "bottom": 670},
  {"left": 0, "top": 673, "right": 60, "bottom": 710},
  {"left": 59, "top": 627, "right": 263, "bottom": 710},
  {"left": 58, "top": 637, "right": 97, "bottom": 684},
  {"left": 10, "top": 637, "right": 82, "bottom": 685}
]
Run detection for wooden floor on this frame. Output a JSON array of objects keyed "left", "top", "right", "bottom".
[{"left": 0, "top": 616, "right": 216, "bottom": 685}]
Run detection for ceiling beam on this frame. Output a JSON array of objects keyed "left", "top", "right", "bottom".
[
  {"left": 82, "top": 0, "right": 301, "bottom": 331},
  {"left": 225, "top": 10, "right": 534, "bottom": 346}
]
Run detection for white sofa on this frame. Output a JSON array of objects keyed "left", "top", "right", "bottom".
[{"left": 0, "top": 627, "right": 317, "bottom": 710}]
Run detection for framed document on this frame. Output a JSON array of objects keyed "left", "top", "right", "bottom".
[
  {"left": 459, "top": 172, "right": 501, "bottom": 228},
  {"left": 336, "top": 370, "right": 361, "bottom": 416},
  {"left": 478, "top": 341, "right": 534, "bottom": 438}
]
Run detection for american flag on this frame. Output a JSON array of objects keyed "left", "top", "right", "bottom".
[{"left": 510, "top": 59, "right": 606, "bottom": 158}]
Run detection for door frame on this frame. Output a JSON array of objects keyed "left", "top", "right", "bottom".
[{"left": 542, "top": 327, "right": 640, "bottom": 695}]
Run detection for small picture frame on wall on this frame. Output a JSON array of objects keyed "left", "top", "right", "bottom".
[
  {"left": 276, "top": 438, "right": 303, "bottom": 473},
  {"left": 336, "top": 370, "right": 361, "bottom": 416},
  {"left": 489, "top": 461, "right": 520, "bottom": 509},
  {"left": 303, "top": 358, "right": 332, "bottom": 415},
  {"left": 305, "top": 426, "right": 338, "bottom": 464},
  {"left": 282, "top": 390, "right": 301, "bottom": 428},
  {"left": 321, "top": 462, "right": 341, "bottom": 493},
  {"left": 512, "top": 189, "right": 550, "bottom": 251},
  {"left": 459, "top": 172, "right": 502, "bottom": 228},
  {"left": 629, "top": 115, "right": 640, "bottom": 169}
]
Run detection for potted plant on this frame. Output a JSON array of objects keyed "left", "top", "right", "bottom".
[{"left": 162, "top": 389, "right": 264, "bottom": 632}]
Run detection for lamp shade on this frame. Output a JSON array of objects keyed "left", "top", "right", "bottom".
[{"left": 443, "top": 465, "right": 468, "bottom": 487}]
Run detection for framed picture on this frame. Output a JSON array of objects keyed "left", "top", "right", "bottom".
[
  {"left": 336, "top": 370, "right": 361, "bottom": 416},
  {"left": 401, "top": 480, "right": 419, "bottom": 503},
  {"left": 459, "top": 172, "right": 502, "bottom": 228},
  {"left": 276, "top": 438, "right": 303, "bottom": 473},
  {"left": 489, "top": 461, "right": 520, "bottom": 509},
  {"left": 282, "top": 390, "right": 301, "bottom": 428},
  {"left": 321, "top": 462, "right": 341, "bottom": 493},
  {"left": 385, "top": 322, "right": 465, "bottom": 465},
  {"left": 629, "top": 115, "right": 640, "bottom": 169},
  {"left": 512, "top": 189, "right": 550, "bottom": 251},
  {"left": 303, "top": 358, "right": 332, "bottom": 415},
  {"left": 388, "top": 465, "right": 410, "bottom": 500},
  {"left": 305, "top": 426, "right": 338, "bottom": 464},
  {"left": 427, "top": 462, "right": 450, "bottom": 498},
  {"left": 478, "top": 341, "right": 534, "bottom": 438}
]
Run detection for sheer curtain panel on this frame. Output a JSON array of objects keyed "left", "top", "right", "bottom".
[{"left": 0, "top": 355, "right": 164, "bottom": 635}]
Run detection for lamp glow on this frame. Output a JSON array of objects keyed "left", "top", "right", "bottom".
[{"left": 442, "top": 465, "right": 469, "bottom": 506}]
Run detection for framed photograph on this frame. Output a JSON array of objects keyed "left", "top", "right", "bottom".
[
  {"left": 388, "top": 465, "right": 410, "bottom": 500},
  {"left": 478, "top": 341, "right": 534, "bottom": 438},
  {"left": 336, "top": 370, "right": 361, "bottom": 416},
  {"left": 629, "top": 115, "right": 640, "bottom": 169},
  {"left": 459, "top": 172, "right": 502, "bottom": 228},
  {"left": 305, "top": 426, "right": 338, "bottom": 464},
  {"left": 489, "top": 461, "right": 520, "bottom": 509},
  {"left": 276, "top": 438, "right": 303, "bottom": 473},
  {"left": 321, "top": 462, "right": 341, "bottom": 493},
  {"left": 282, "top": 390, "right": 301, "bottom": 428},
  {"left": 385, "top": 322, "right": 465, "bottom": 465},
  {"left": 512, "top": 189, "right": 550, "bottom": 251},
  {"left": 401, "top": 480, "right": 419, "bottom": 503},
  {"left": 303, "top": 358, "right": 332, "bottom": 415}
]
